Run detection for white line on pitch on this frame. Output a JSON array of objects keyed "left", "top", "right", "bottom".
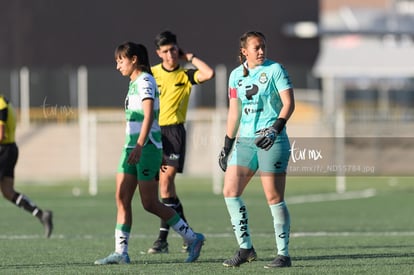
[
  {"left": 2, "top": 230, "right": 414, "bottom": 240},
  {"left": 287, "top": 188, "right": 377, "bottom": 204}
]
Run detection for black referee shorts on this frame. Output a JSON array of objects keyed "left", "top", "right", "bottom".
[
  {"left": 161, "top": 124, "right": 186, "bottom": 173},
  {"left": 0, "top": 143, "right": 18, "bottom": 179}
]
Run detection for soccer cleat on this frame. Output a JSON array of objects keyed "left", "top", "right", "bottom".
[
  {"left": 223, "top": 247, "right": 257, "bottom": 267},
  {"left": 94, "top": 252, "right": 130, "bottom": 265},
  {"left": 40, "top": 210, "right": 53, "bottom": 238},
  {"left": 264, "top": 255, "right": 292, "bottom": 268},
  {"left": 147, "top": 239, "right": 169, "bottom": 254},
  {"left": 185, "top": 233, "right": 205, "bottom": 263}
]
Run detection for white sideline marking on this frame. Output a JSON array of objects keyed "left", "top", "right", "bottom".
[
  {"left": 2, "top": 231, "right": 414, "bottom": 240},
  {"left": 287, "top": 188, "right": 377, "bottom": 204},
  {"left": 0, "top": 189, "right": 391, "bottom": 240},
  {"left": 291, "top": 231, "right": 414, "bottom": 237}
]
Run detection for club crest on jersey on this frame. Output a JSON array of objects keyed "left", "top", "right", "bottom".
[{"left": 259, "top": 73, "right": 268, "bottom": 84}]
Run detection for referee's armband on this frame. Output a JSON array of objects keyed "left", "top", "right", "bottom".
[{"left": 229, "top": 87, "right": 238, "bottom": 99}]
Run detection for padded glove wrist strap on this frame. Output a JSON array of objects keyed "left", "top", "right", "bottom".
[
  {"left": 271, "top": 118, "right": 287, "bottom": 134},
  {"left": 224, "top": 135, "right": 235, "bottom": 151}
]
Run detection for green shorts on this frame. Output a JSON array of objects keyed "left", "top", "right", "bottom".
[
  {"left": 117, "top": 142, "right": 162, "bottom": 181},
  {"left": 228, "top": 135, "right": 291, "bottom": 173}
]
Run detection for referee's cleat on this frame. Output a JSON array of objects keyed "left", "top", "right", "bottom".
[
  {"left": 223, "top": 247, "right": 257, "bottom": 267},
  {"left": 94, "top": 252, "right": 130, "bottom": 265},
  {"left": 147, "top": 239, "right": 169, "bottom": 254},
  {"left": 185, "top": 233, "right": 205, "bottom": 263},
  {"left": 264, "top": 255, "right": 292, "bottom": 268},
  {"left": 181, "top": 241, "right": 189, "bottom": 253},
  {"left": 40, "top": 210, "right": 53, "bottom": 238}
]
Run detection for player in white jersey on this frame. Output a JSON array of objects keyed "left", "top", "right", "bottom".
[
  {"left": 94, "top": 42, "right": 205, "bottom": 265},
  {"left": 218, "top": 31, "right": 295, "bottom": 269}
]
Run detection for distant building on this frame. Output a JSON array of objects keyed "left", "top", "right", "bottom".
[
  {"left": 0, "top": 0, "right": 319, "bottom": 108},
  {"left": 314, "top": 0, "right": 414, "bottom": 122}
]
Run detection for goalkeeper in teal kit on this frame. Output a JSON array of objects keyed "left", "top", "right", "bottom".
[{"left": 218, "top": 31, "right": 295, "bottom": 269}]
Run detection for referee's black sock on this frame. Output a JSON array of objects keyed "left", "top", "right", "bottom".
[
  {"left": 158, "top": 198, "right": 174, "bottom": 241},
  {"left": 172, "top": 197, "right": 187, "bottom": 223},
  {"left": 12, "top": 192, "right": 43, "bottom": 219},
  {"left": 158, "top": 197, "right": 188, "bottom": 241}
]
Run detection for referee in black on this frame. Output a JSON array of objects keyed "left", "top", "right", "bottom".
[{"left": 0, "top": 95, "right": 53, "bottom": 238}]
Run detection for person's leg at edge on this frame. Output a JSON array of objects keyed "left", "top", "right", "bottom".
[{"left": 0, "top": 176, "right": 53, "bottom": 238}]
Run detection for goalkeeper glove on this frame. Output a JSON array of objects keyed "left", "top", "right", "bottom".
[
  {"left": 218, "top": 135, "right": 235, "bottom": 172},
  {"left": 254, "top": 118, "right": 286, "bottom": 151}
]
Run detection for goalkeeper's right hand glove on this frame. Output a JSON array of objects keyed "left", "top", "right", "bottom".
[{"left": 218, "top": 135, "right": 235, "bottom": 172}]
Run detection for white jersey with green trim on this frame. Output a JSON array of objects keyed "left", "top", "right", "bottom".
[{"left": 123, "top": 72, "right": 162, "bottom": 149}]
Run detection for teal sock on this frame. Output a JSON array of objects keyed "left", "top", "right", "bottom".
[
  {"left": 269, "top": 201, "right": 290, "bottom": 256},
  {"left": 224, "top": 197, "right": 252, "bottom": 249}
]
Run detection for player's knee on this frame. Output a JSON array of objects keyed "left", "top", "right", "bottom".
[
  {"left": 141, "top": 200, "right": 158, "bottom": 214},
  {"left": 266, "top": 195, "right": 284, "bottom": 205},
  {"left": 115, "top": 195, "right": 133, "bottom": 210},
  {"left": 0, "top": 183, "right": 16, "bottom": 201}
]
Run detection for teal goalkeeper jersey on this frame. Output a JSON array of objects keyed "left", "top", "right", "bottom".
[
  {"left": 228, "top": 59, "right": 292, "bottom": 138},
  {"left": 124, "top": 72, "right": 162, "bottom": 149}
]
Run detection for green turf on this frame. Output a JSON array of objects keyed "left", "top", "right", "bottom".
[{"left": 0, "top": 176, "right": 413, "bottom": 274}]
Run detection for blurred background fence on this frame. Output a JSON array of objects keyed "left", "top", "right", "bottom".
[
  {"left": 1, "top": 64, "right": 412, "bottom": 196},
  {"left": 1, "top": 0, "right": 414, "bottom": 194}
]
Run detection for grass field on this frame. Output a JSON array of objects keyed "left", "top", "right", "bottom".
[{"left": 1, "top": 176, "right": 413, "bottom": 274}]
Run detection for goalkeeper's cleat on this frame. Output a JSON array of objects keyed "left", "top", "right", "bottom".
[
  {"left": 94, "top": 252, "right": 130, "bottom": 265},
  {"left": 40, "top": 210, "right": 53, "bottom": 238},
  {"left": 223, "top": 247, "right": 257, "bottom": 267},
  {"left": 264, "top": 255, "right": 292, "bottom": 268},
  {"left": 147, "top": 239, "right": 169, "bottom": 254},
  {"left": 185, "top": 233, "right": 205, "bottom": 263}
]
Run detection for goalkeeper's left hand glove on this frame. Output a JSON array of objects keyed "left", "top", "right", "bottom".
[
  {"left": 254, "top": 127, "right": 278, "bottom": 151},
  {"left": 254, "top": 118, "right": 286, "bottom": 151}
]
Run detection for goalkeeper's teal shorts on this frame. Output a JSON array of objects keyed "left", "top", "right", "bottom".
[
  {"left": 227, "top": 135, "right": 290, "bottom": 173},
  {"left": 117, "top": 142, "right": 162, "bottom": 181}
]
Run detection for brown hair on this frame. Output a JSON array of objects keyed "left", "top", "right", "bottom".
[{"left": 115, "top": 42, "right": 153, "bottom": 75}]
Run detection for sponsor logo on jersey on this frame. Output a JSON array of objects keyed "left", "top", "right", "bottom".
[
  {"left": 244, "top": 107, "right": 263, "bottom": 115},
  {"left": 245, "top": 84, "right": 259, "bottom": 100},
  {"left": 168, "top": 153, "right": 180, "bottom": 160},
  {"left": 143, "top": 87, "right": 153, "bottom": 97}
]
